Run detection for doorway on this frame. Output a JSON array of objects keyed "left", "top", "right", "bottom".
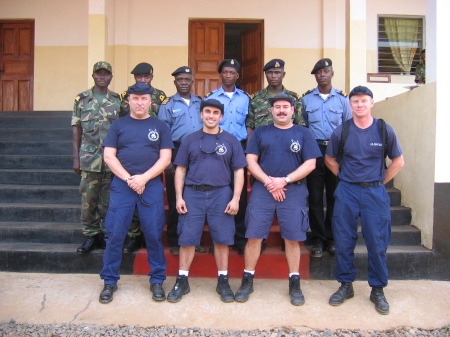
[{"left": 189, "top": 20, "right": 263, "bottom": 97}]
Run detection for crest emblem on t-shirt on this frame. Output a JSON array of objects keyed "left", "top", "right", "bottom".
[
  {"left": 148, "top": 129, "right": 159, "bottom": 141},
  {"left": 215, "top": 143, "right": 227, "bottom": 155},
  {"left": 290, "top": 139, "right": 301, "bottom": 153}
]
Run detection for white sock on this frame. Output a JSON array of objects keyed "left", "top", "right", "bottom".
[
  {"left": 179, "top": 270, "right": 189, "bottom": 277},
  {"left": 289, "top": 272, "right": 300, "bottom": 278},
  {"left": 218, "top": 270, "right": 228, "bottom": 276},
  {"left": 244, "top": 269, "right": 255, "bottom": 275}
]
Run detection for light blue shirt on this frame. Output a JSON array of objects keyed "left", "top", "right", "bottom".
[
  {"left": 301, "top": 86, "right": 352, "bottom": 140},
  {"left": 206, "top": 86, "right": 250, "bottom": 141},
  {"left": 158, "top": 93, "right": 203, "bottom": 144}
]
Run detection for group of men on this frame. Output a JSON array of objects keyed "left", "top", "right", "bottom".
[{"left": 71, "top": 57, "right": 404, "bottom": 315}]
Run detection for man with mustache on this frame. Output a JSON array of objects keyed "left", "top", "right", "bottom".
[
  {"left": 235, "top": 93, "right": 321, "bottom": 306},
  {"left": 301, "top": 58, "right": 352, "bottom": 258}
]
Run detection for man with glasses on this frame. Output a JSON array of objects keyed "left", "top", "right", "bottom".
[{"left": 166, "top": 99, "right": 247, "bottom": 303}]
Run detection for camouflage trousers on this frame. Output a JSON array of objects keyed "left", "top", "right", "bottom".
[
  {"left": 79, "top": 170, "right": 113, "bottom": 236},
  {"left": 127, "top": 207, "right": 142, "bottom": 238}
]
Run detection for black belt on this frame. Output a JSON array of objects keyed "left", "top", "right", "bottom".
[
  {"left": 292, "top": 178, "right": 305, "bottom": 186},
  {"left": 317, "top": 140, "right": 329, "bottom": 146},
  {"left": 186, "top": 185, "right": 224, "bottom": 191},
  {"left": 350, "top": 181, "right": 383, "bottom": 188}
]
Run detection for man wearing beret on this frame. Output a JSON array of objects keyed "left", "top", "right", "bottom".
[
  {"left": 205, "top": 59, "right": 251, "bottom": 255},
  {"left": 167, "top": 99, "right": 247, "bottom": 303},
  {"left": 325, "top": 86, "right": 404, "bottom": 315},
  {"left": 119, "top": 62, "right": 167, "bottom": 253},
  {"left": 246, "top": 59, "right": 305, "bottom": 141},
  {"left": 301, "top": 58, "right": 352, "bottom": 258},
  {"left": 72, "top": 61, "right": 121, "bottom": 254},
  {"left": 158, "top": 66, "right": 203, "bottom": 255},
  {"left": 235, "top": 93, "right": 321, "bottom": 306},
  {"left": 99, "top": 82, "right": 173, "bottom": 304}
]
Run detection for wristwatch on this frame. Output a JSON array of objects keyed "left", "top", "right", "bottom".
[{"left": 284, "top": 176, "right": 291, "bottom": 184}]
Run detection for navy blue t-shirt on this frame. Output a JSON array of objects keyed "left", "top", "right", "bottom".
[
  {"left": 103, "top": 115, "right": 174, "bottom": 176},
  {"left": 326, "top": 118, "right": 402, "bottom": 183},
  {"left": 246, "top": 124, "right": 322, "bottom": 177},
  {"left": 174, "top": 129, "right": 247, "bottom": 186}
]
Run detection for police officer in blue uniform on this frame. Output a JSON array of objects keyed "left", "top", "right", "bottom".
[
  {"left": 325, "top": 86, "right": 404, "bottom": 315},
  {"left": 166, "top": 99, "right": 247, "bottom": 303},
  {"left": 205, "top": 59, "right": 250, "bottom": 254},
  {"left": 158, "top": 66, "right": 203, "bottom": 255},
  {"left": 99, "top": 82, "right": 173, "bottom": 304},
  {"left": 301, "top": 58, "right": 352, "bottom": 257}
]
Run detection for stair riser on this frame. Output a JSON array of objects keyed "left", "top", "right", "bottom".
[
  {"left": 0, "top": 142, "right": 72, "bottom": 155},
  {"left": 0, "top": 206, "right": 80, "bottom": 222},
  {"left": 0, "top": 129, "right": 71, "bottom": 141},
  {"left": 0, "top": 117, "right": 71, "bottom": 129},
  {"left": 0, "top": 188, "right": 80, "bottom": 204},
  {"left": 0, "top": 171, "right": 80, "bottom": 186},
  {"left": 0, "top": 155, "right": 72, "bottom": 169}
]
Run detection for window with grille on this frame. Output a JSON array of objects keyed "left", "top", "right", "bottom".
[{"left": 378, "top": 16, "right": 424, "bottom": 75}]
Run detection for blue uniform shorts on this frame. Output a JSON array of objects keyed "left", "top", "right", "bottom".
[
  {"left": 245, "top": 181, "right": 309, "bottom": 241},
  {"left": 178, "top": 186, "right": 235, "bottom": 246}
]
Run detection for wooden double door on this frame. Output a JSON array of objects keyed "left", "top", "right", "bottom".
[{"left": 189, "top": 20, "right": 263, "bottom": 97}]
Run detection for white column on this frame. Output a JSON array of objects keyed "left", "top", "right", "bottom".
[{"left": 88, "top": 0, "right": 107, "bottom": 87}]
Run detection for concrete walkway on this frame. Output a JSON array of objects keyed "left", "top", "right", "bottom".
[{"left": 0, "top": 272, "right": 449, "bottom": 332}]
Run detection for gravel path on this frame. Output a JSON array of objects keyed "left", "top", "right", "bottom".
[{"left": 0, "top": 321, "right": 449, "bottom": 337}]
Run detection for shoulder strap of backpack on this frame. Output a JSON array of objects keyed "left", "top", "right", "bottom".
[
  {"left": 336, "top": 119, "right": 351, "bottom": 171},
  {"left": 378, "top": 118, "right": 388, "bottom": 175}
]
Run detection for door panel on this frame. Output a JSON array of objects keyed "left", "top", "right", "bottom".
[
  {"left": 240, "top": 25, "right": 263, "bottom": 94},
  {"left": 0, "top": 21, "right": 34, "bottom": 111}
]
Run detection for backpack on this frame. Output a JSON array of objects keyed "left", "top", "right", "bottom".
[{"left": 336, "top": 119, "right": 388, "bottom": 175}]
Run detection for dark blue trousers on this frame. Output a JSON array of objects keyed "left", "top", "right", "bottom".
[
  {"left": 100, "top": 176, "right": 166, "bottom": 285},
  {"left": 333, "top": 181, "right": 391, "bottom": 287}
]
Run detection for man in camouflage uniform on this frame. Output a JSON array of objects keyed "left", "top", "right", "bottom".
[
  {"left": 246, "top": 59, "right": 305, "bottom": 141},
  {"left": 72, "top": 61, "right": 121, "bottom": 254},
  {"left": 414, "top": 49, "right": 426, "bottom": 84},
  {"left": 119, "top": 62, "right": 167, "bottom": 253}
]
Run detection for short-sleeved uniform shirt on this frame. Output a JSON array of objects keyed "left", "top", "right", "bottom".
[
  {"left": 174, "top": 129, "right": 247, "bottom": 186},
  {"left": 71, "top": 88, "right": 121, "bottom": 172},
  {"left": 157, "top": 93, "right": 203, "bottom": 144},
  {"left": 326, "top": 118, "right": 403, "bottom": 183},
  {"left": 301, "top": 86, "right": 352, "bottom": 141},
  {"left": 103, "top": 115, "right": 173, "bottom": 178},
  {"left": 205, "top": 86, "right": 250, "bottom": 141},
  {"left": 119, "top": 87, "right": 166, "bottom": 118},
  {"left": 246, "top": 86, "right": 305, "bottom": 130}
]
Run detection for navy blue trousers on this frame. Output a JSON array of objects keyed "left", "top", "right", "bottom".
[
  {"left": 100, "top": 176, "right": 166, "bottom": 285},
  {"left": 333, "top": 181, "right": 391, "bottom": 287}
]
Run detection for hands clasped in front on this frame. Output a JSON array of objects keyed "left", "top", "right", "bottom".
[
  {"left": 126, "top": 175, "right": 147, "bottom": 195},
  {"left": 264, "top": 176, "right": 287, "bottom": 202}
]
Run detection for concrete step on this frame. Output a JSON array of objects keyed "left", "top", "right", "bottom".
[
  {"left": 0, "top": 128, "right": 71, "bottom": 141},
  {"left": 0, "top": 111, "right": 72, "bottom": 117},
  {"left": 0, "top": 169, "right": 79, "bottom": 186},
  {"left": 386, "top": 187, "right": 401, "bottom": 206},
  {"left": 0, "top": 112, "right": 72, "bottom": 128},
  {"left": 0, "top": 203, "right": 80, "bottom": 222},
  {"left": 0, "top": 155, "right": 72, "bottom": 169},
  {"left": 0, "top": 185, "right": 79, "bottom": 204},
  {"left": 0, "top": 140, "right": 72, "bottom": 155}
]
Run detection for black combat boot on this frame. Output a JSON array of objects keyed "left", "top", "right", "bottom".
[
  {"left": 216, "top": 275, "right": 234, "bottom": 303},
  {"left": 234, "top": 272, "right": 254, "bottom": 302},
  {"left": 370, "top": 287, "right": 390, "bottom": 315},
  {"left": 329, "top": 282, "right": 354, "bottom": 306},
  {"left": 167, "top": 275, "right": 190, "bottom": 303},
  {"left": 99, "top": 284, "right": 117, "bottom": 304},
  {"left": 289, "top": 275, "right": 305, "bottom": 306},
  {"left": 122, "top": 235, "right": 141, "bottom": 253},
  {"left": 77, "top": 235, "right": 98, "bottom": 254},
  {"left": 150, "top": 283, "right": 166, "bottom": 301}
]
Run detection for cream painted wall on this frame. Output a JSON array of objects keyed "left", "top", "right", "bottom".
[{"left": 372, "top": 83, "right": 436, "bottom": 248}]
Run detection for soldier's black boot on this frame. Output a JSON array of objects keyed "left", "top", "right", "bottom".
[
  {"left": 216, "top": 275, "right": 235, "bottom": 303},
  {"left": 122, "top": 235, "right": 141, "bottom": 253},
  {"left": 167, "top": 275, "right": 190, "bottom": 303},
  {"left": 97, "top": 232, "right": 107, "bottom": 250},
  {"left": 329, "top": 282, "right": 354, "bottom": 306},
  {"left": 289, "top": 275, "right": 305, "bottom": 306},
  {"left": 99, "top": 284, "right": 117, "bottom": 304},
  {"left": 77, "top": 235, "right": 98, "bottom": 254},
  {"left": 370, "top": 287, "right": 390, "bottom": 315},
  {"left": 235, "top": 272, "right": 254, "bottom": 302}
]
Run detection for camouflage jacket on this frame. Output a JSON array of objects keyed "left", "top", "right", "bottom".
[
  {"left": 246, "top": 86, "right": 305, "bottom": 130},
  {"left": 119, "top": 87, "right": 166, "bottom": 117},
  {"left": 415, "top": 62, "right": 426, "bottom": 84},
  {"left": 71, "top": 88, "right": 121, "bottom": 172}
]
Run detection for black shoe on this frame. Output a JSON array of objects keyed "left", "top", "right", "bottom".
[
  {"left": 195, "top": 245, "right": 207, "bottom": 253},
  {"left": 329, "top": 282, "right": 354, "bottom": 306},
  {"left": 97, "top": 232, "right": 107, "bottom": 250},
  {"left": 150, "top": 283, "right": 166, "bottom": 302},
  {"left": 235, "top": 272, "right": 254, "bottom": 302},
  {"left": 289, "top": 275, "right": 305, "bottom": 306},
  {"left": 310, "top": 243, "right": 323, "bottom": 258},
  {"left": 123, "top": 236, "right": 141, "bottom": 253},
  {"left": 169, "top": 246, "right": 180, "bottom": 255},
  {"left": 167, "top": 275, "right": 190, "bottom": 303},
  {"left": 99, "top": 284, "right": 117, "bottom": 304},
  {"left": 77, "top": 236, "right": 98, "bottom": 254},
  {"left": 325, "top": 244, "right": 336, "bottom": 257},
  {"left": 216, "top": 275, "right": 235, "bottom": 303},
  {"left": 233, "top": 244, "right": 245, "bottom": 255},
  {"left": 370, "top": 287, "right": 390, "bottom": 315}
]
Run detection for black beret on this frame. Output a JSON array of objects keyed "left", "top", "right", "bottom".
[
  {"left": 263, "top": 59, "right": 285, "bottom": 72},
  {"left": 200, "top": 99, "right": 224, "bottom": 115},
  {"left": 311, "top": 58, "right": 333, "bottom": 74},
  {"left": 218, "top": 59, "right": 240, "bottom": 73},
  {"left": 268, "top": 92, "right": 296, "bottom": 106},
  {"left": 131, "top": 62, "right": 153, "bottom": 75},
  {"left": 128, "top": 82, "right": 154, "bottom": 95},
  {"left": 348, "top": 85, "right": 373, "bottom": 99},
  {"left": 172, "top": 66, "right": 193, "bottom": 77}
]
